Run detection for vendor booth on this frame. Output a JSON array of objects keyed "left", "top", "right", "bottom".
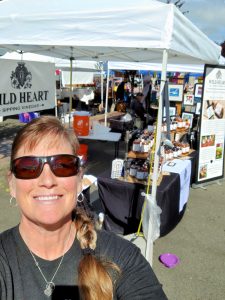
[{"left": 0, "top": 0, "right": 221, "bottom": 264}]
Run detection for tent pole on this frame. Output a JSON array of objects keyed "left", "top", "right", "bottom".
[
  {"left": 145, "top": 49, "right": 168, "bottom": 266},
  {"left": 104, "top": 62, "right": 109, "bottom": 126},
  {"left": 101, "top": 62, "right": 104, "bottom": 105},
  {"left": 69, "top": 57, "right": 74, "bottom": 127}
]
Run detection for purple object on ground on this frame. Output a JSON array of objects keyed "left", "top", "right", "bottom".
[{"left": 159, "top": 253, "right": 180, "bottom": 268}]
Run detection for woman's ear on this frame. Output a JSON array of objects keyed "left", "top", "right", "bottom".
[
  {"left": 7, "top": 171, "right": 16, "bottom": 198},
  {"left": 76, "top": 168, "right": 83, "bottom": 196}
]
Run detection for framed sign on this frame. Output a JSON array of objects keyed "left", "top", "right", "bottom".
[
  {"left": 0, "top": 59, "right": 56, "bottom": 117},
  {"left": 168, "top": 84, "right": 184, "bottom": 102},
  {"left": 194, "top": 83, "right": 203, "bottom": 98},
  {"left": 182, "top": 112, "right": 194, "bottom": 128},
  {"left": 195, "top": 102, "right": 201, "bottom": 115},
  {"left": 196, "top": 64, "right": 225, "bottom": 184},
  {"left": 183, "top": 94, "right": 194, "bottom": 105}
]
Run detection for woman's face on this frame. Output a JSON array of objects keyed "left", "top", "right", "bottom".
[{"left": 8, "top": 136, "right": 81, "bottom": 228}]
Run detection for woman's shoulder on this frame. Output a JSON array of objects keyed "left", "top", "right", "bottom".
[
  {"left": 0, "top": 226, "right": 18, "bottom": 249},
  {"left": 97, "top": 230, "right": 135, "bottom": 247},
  {"left": 96, "top": 230, "right": 142, "bottom": 262}
]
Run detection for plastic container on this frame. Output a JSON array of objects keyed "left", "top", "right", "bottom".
[
  {"left": 77, "top": 143, "right": 88, "bottom": 166},
  {"left": 73, "top": 111, "right": 90, "bottom": 136},
  {"left": 18, "top": 112, "right": 40, "bottom": 123}
]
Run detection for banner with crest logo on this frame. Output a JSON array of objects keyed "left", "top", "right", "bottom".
[
  {"left": 196, "top": 64, "right": 225, "bottom": 184},
  {"left": 0, "top": 59, "right": 56, "bottom": 117}
]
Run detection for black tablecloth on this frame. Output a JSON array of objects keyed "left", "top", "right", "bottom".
[
  {"left": 98, "top": 172, "right": 181, "bottom": 237},
  {"left": 97, "top": 151, "right": 197, "bottom": 237}
]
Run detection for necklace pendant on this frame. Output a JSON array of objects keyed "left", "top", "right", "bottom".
[{"left": 44, "top": 282, "right": 55, "bottom": 297}]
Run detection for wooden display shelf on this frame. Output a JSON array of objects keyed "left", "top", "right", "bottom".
[
  {"left": 118, "top": 173, "right": 163, "bottom": 186},
  {"left": 161, "top": 128, "right": 189, "bottom": 133},
  {"left": 127, "top": 151, "right": 149, "bottom": 159},
  {"left": 127, "top": 149, "right": 194, "bottom": 160}
]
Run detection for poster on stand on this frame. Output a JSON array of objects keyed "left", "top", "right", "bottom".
[
  {"left": 196, "top": 64, "right": 225, "bottom": 184},
  {"left": 0, "top": 59, "right": 56, "bottom": 117}
]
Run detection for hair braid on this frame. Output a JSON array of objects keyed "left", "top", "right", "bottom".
[{"left": 74, "top": 210, "right": 121, "bottom": 300}]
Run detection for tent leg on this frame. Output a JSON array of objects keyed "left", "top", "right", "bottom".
[
  {"left": 104, "top": 62, "right": 110, "bottom": 126},
  {"left": 145, "top": 49, "right": 168, "bottom": 265},
  {"left": 69, "top": 57, "right": 74, "bottom": 127}
]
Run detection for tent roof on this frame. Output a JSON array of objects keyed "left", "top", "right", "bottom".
[
  {"left": 0, "top": 0, "right": 221, "bottom": 64},
  {"left": 0, "top": 51, "right": 99, "bottom": 72},
  {"left": 107, "top": 61, "right": 204, "bottom": 73}
]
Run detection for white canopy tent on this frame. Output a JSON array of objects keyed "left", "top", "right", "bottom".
[
  {"left": 0, "top": 0, "right": 221, "bottom": 264},
  {"left": 0, "top": 0, "right": 220, "bottom": 64},
  {"left": 107, "top": 61, "right": 205, "bottom": 74}
]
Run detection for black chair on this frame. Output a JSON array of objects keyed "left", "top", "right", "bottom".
[{"left": 97, "top": 176, "right": 145, "bottom": 235}]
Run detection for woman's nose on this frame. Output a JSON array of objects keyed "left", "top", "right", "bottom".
[{"left": 38, "top": 163, "right": 57, "bottom": 187}]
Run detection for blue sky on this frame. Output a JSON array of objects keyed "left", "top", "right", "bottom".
[{"left": 159, "top": 0, "right": 225, "bottom": 44}]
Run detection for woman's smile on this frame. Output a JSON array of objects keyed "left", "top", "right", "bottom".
[{"left": 33, "top": 194, "right": 63, "bottom": 203}]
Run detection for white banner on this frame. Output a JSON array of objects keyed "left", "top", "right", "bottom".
[
  {"left": 196, "top": 65, "right": 225, "bottom": 183},
  {"left": 0, "top": 59, "right": 56, "bottom": 117}
]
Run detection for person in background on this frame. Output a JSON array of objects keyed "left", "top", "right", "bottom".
[
  {"left": 116, "top": 78, "right": 130, "bottom": 103},
  {"left": 142, "top": 75, "right": 152, "bottom": 113},
  {"left": 0, "top": 115, "right": 167, "bottom": 299},
  {"left": 131, "top": 92, "right": 147, "bottom": 128}
]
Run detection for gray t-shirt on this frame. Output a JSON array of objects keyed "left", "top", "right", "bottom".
[{"left": 0, "top": 225, "right": 167, "bottom": 300}]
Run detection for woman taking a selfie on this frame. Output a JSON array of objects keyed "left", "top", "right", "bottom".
[{"left": 0, "top": 115, "right": 167, "bottom": 299}]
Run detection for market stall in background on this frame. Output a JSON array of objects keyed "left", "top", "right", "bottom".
[{"left": 0, "top": 0, "right": 222, "bottom": 264}]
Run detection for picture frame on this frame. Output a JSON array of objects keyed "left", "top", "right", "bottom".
[
  {"left": 182, "top": 112, "right": 194, "bottom": 128},
  {"left": 168, "top": 84, "right": 184, "bottom": 102},
  {"left": 183, "top": 94, "right": 194, "bottom": 105},
  {"left": 194, "top": 83, "right": 203, "bottom": 98},
  {"left": 184, "top": 105, "right": 192, "bottom": 113},
  {"left": 195, "top": 102, "right": 201, "bottom": 115},
  {"left": 163, "top": 106, "right": 176, "bottom": 117}
]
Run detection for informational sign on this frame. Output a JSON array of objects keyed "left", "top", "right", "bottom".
[
  {"left": 0, "top": 59, "right": 56, "bottom": 117},
  {"left": 196, "top": 64, "right": 225, "bottom": 184}
]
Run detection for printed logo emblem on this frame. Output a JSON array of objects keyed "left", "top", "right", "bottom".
[
  {"left": 10, "top": 62, "right": 32, "bottom": 89},
  {"left": 216, "top": 70, "right": 222, "bottom": 80}
]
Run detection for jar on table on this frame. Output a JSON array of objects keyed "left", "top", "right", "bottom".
[
  {"left": 185, "top": 143, "right": 190, "bottom": 153},
  {"left": 169, "top": 149, "right": 174, "bottom": 160},
  {"left": 165, "top": 149, "right": 170, "bottom": 161},
  {"left": 132, "top": 139, "right": 141, "bottom": 152},
  {"left": 136, "top": 167, "right": 145, "bottom": 180},
  {"left": 150, "top": 136, "right": 154, "bottom": 148},
  {"left": 181, "top": 143, "right": 186, "bottom": 154},
  {"left": 177, "top": 118, "right": 183, "bottom": 128},
  {"left": 141, "top": 141, "right": 150, "bottom": 153},
  {"left": 173, "top": 121, "right": 177, "bottom": 130},
  {"left": 142, "top": 162, "right": 149, "bottom": 179},
  {"left": 173, "top": 146, "right": 178, "bottom": 158},
  {"left": 129, "top": 164, "right": 137, "bottom": 177},
  {"left": 177, "top": 146, "right": 183, "bottom": 156}
]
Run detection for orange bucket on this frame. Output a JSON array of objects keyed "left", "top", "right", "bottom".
[
  {"left": 73, "top": 111, "right": 90, "bottom": 136},
  {"left": 77, "top": 143, "right": 88, "bottom": 165}
]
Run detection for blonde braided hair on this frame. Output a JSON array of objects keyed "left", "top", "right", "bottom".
[{"left": 75, "top": 210, "right": 121, "bottom": 300}]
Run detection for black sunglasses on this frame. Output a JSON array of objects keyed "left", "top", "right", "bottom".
[{"left": 11, "top": 154, "right": 80, "bottom": 179}]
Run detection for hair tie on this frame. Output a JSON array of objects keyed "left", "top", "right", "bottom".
[{"left": 82, "top": 247, "right": 95, "bottom": 256}]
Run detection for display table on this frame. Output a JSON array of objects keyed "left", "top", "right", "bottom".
[
  {"left": 78, "top": 131, "right": 122, "bottom": 158},
  {"left": 97, "top": 151, "right": 197, "bottom": 236},
  {"left": 90, "top": 111, "right": 125, "bottom": 125}
]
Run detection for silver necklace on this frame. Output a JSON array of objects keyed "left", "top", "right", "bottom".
[{"left": 29, "top": 224, "right": 73, "bottom": 297}]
